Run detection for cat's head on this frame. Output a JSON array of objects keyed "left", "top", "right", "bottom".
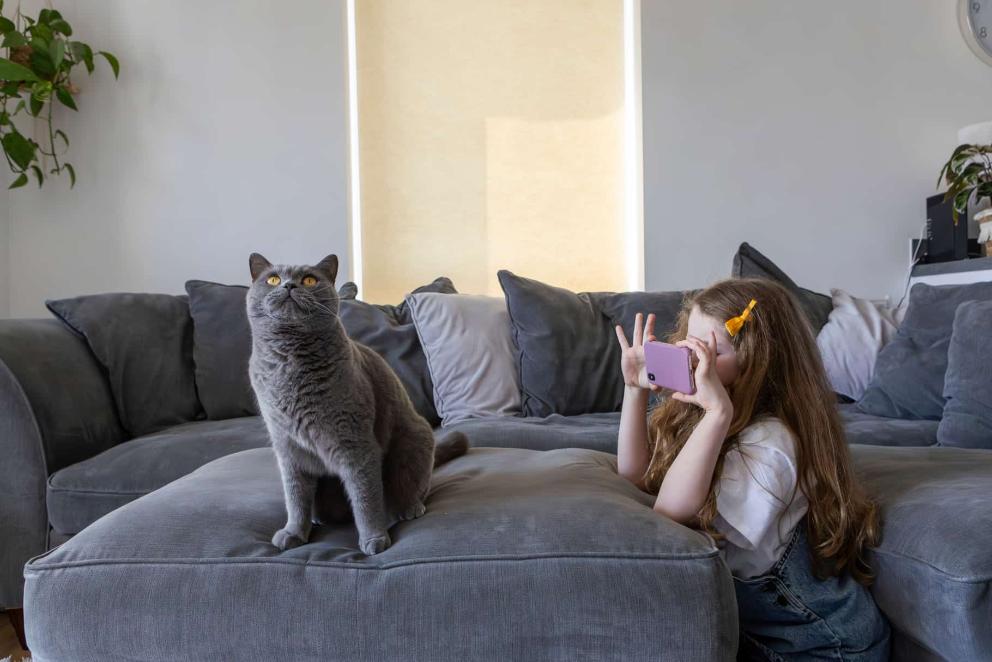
[{"left": 246, "top": 253, "right": 340, "bottom": 326}]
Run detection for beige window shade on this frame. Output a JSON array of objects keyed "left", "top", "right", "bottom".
[{"left": 355, "top": 0, "right": 625, "bottom": 302}]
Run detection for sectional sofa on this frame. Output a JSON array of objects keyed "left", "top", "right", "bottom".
[{"left": 2, "top": 244, "right": 991, "bottom": 661}]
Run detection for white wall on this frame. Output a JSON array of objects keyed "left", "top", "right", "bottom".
[
  {"left": 0, "top": 187, "right": 8, "bottom": 317},
  {"left": 642, "top": 0, "right": 992, "bottom": 301},
  {"left": 6, "top": 0, "right": 350, "bottom": 317}
]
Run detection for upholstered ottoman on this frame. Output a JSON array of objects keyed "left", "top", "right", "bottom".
[{"left": 23, "top": 447, "right": 738, "bottom": 661}]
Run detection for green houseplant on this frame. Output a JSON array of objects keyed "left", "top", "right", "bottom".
[
  {"left": 937, "top": 143, "right": 992, "bottom": 224},
  {"left": 0, "top": 2, "right": 118, "bottom": 189}
]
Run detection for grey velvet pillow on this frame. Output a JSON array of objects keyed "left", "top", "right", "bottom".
[
  {"left": 184, "top": 277, "right": 455, "bottom": 426},
  {"left": 46, "top": 293, "right": 204, "bottom": 437},
  {"left": 497, "top": 270, "right": 687, "bottom": 417},
  {"left": 731, "top": 242, "right": 832, "bottom": 334},
  {"left": 407, "top": 293, "right": 521, "bottom": 426},
  {"left": 185, "top": 281, "right": 258, "bottom": 420},
  {"left": 938, "top": 301, "right": 992, "bottom": 448},
  {"left": 181, "top": 279, "right": 362, "bottom": 420},
  {"left": 858, "top": 282, "right": 992, "bottom": 420},
  {"left": 340, "top": 277, "right": 457, "bottom": 426}
]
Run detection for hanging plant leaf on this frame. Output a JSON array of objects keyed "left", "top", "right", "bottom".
[
  {"left": 2, "top": 31, "right": 26, "bottom": 48},
  {"left": 50, "top": 39, "right": 64, "bottom": 70},
  {"left": 49, "top": 19, "right": 71, "bottom": 36},
  {"left": 2, "top": 131, "right": 35, "bottom": 169},
  {"left": 8, "top": 172, "right": 27, "bottom": 188},
  {"left": 69, "top": 41, "right": 93, "bottom": 73},
  {"left": 98, "top": 51, "right": 119, "bottom": 78},
  {"left": 0, "top": 57, "right": 39, "bottom": 81},
  {"left": 0, "top": 16, "right": 14, "bottom": 33},
  {"left": 28, "top": 94, "right": 43, "bottom": 116},
  {"left": 64, "top": 162, "right": 75, "bottom": 187},
  {"left": 54, "top": 128, "right": 68, "bottom": 148},
  {"left": 55, "top": 86, "right": 76, "bottom": 110},
  {"left": 30, "top": 164, "right": 43, "bottom": 187}
]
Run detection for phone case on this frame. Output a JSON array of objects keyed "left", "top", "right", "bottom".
[{"left": 643, "top": 341, "right": 696, "bottom": 395}]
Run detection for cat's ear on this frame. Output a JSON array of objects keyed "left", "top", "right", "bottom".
[
  {"left": 249, "top": 253, "right": 272, "bottom": 281},
  {"left": 315, "top": 254, "right": 339, "bottom": 283}
]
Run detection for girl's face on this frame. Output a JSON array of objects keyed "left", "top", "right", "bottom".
[{"left": 686, "top": 306, "right": 740, "bottom": 386}]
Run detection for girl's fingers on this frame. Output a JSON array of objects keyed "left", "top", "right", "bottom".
[
  {"left": 645, "top": 313, "right": 656, "bottom": 343},
  {"left": 615, "top": 324, "right": 630, "bottom": 350},
  {"left": 633, "top": 313, "right": 644, "bottom": 347}
]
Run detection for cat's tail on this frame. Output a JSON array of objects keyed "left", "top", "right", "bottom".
[{"left": 433, "top": 430, "right": 469, "bottom": 468}]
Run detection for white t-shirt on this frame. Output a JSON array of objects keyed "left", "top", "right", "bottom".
[{"left": 713, "top": 417, "right": 808, "bottom": 578}]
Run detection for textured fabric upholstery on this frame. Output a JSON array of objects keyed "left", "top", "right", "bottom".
[{"left": 25, "top": 448, "right": 739, "bottom": 661}]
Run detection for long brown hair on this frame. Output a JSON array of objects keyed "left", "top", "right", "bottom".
[{"left": 644, "top": 278, "right": 879, "bottom": 584}]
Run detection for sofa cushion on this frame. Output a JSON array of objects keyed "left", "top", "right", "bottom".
[
  {"left": 858, "top": 282, "right": 992, "bottom": 420},
  {"left": 407, "top": 293, "right": 521, "bottom": 425},
  {"left": 46, "top": 417, "right": 270, "bottom": 535},
  {"left": 837, "top": 404, "right": 937, "bottom": 447},
  {"left": 497, "top": 270, "right": 686, "bottom": 417},
  {"left": 46, "top": 293, "right": 203, "bottom": 436},
  {"left": 731, "top": 242, "right": 833, "bottom": 333},
  {"left": 446, "top": 412, "right": 622, "bottom": 453},
  {"left": 852, "top": 444, "right": 992, "bottom": 662},
  {"left": 939, "top": 301, "right": 992, "bottom": 449},
  {"left": 25, "top": 447, "right": 738, "bottom": 661},
  {"left": 184, "top": 280, "right": 360, "bottom": 421}
]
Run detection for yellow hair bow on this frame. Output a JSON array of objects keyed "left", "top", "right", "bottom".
[{"left": 725, "top": 299, "right": 757, "bottom": 337}]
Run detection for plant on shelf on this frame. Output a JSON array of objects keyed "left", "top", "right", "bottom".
[
  {"left": 0, "top": 2, "right": 118, "bottom": 189},
  {"left": 937, "top": 143, "right": 992, "bottom": 225}
]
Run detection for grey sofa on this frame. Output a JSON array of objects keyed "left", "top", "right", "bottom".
[{"left": 3, "top": 315, "right": 992, "bottom": 660}]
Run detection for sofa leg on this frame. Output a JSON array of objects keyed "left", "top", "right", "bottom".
[{"left": 7, "top": 608, "right": 28, "bottom": 652}]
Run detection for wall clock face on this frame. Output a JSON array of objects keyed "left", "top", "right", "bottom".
[{"left": 960, "top": 0, "right": 992, "bottom": 66}]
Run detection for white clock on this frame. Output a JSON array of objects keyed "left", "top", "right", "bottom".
[{"left": 960, "top": 0, "right": 992, "bottom": 66}]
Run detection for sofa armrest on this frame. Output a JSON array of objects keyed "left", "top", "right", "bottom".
[{"left": 0, "top": 318, "right": 126, "bottom": 608}]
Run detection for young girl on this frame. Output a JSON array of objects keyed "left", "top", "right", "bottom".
[{"left": 615, "top": 278, "right": 890, "bottom": 661}]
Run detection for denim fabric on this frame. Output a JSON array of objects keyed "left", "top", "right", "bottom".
[
  {"left": 735, "top": 524, "right": 890, "bottom": 662},
  {"left": 24, "top": 447, "right": 739, "bottom": 661}
]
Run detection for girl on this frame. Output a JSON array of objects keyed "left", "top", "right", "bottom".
[{"left": 615, "top": 278, "right": 890, "bottom": 661}]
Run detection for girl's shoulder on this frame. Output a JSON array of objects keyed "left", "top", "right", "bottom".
[{"left": 736, "top": 417, "right": 797, "bottom": 462}]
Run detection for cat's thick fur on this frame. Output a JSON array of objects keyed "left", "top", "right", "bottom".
[{"left": 246, "top": 253, "right": 468, "bottom": 555}]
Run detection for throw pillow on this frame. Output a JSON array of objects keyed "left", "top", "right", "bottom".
[
  {"left": 407, "top": 293, "right": 521, "bottom": 425},
  {"left": 497, "top": 270, "right": 687, "bottom": 417},
  {"left": 184, "top": 277, "right": 456, "bottom": 426},
  {"left": 858, "top": 281, "right": 992, "bottom": 420},
  {"left": 815, "top": 289, "right": 903, "bottom": 401},
  {"left": 731, "top": 242, "right": 833, "bottom": 333},
  {"left": 46, "top": 293, "right": 203, "bottom": 436},
  {"left": 938, "top": 300, "right": 992, "bottom": 449}
]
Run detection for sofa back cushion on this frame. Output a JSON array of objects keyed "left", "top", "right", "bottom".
[
  {"left": 498, "top": 270, "right": 686, "bottom": 417},
  {"left": 938, "top": 300, "right": 992, "bottom": 448},
  {"left": 46, "top": 293, "right": 203, "bottom": 436},
  {"left": 858, "top": 282, "right": 992, "bottom": 420},
  {"left": 731, "top": 242, "right": 832, "bottom": 334},
  {"left": 407, "top": 293, "right": 521, "bottom": 425},
  {"left": 185, "top": 277, "right": 456, "bottom": 426}
]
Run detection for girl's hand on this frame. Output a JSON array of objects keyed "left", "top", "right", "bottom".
[
  {"left": 673, "top": 331, "right": 733, "bottom": 417},
  {"left": 615, "top": 313, "right": 658, "bottom": 391}
]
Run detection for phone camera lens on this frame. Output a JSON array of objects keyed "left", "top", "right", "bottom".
[{"left": 647, "top": 373, "right": 655, "bottom": 382}]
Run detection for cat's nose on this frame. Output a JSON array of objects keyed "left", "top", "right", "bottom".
[{"left": 283, "top": 282, "right": 297, "bottom": 291}]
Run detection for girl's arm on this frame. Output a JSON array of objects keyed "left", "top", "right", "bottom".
[
  {"left": 617, "top": 385, "right": 651, "bottom": 489},
  {"left": 614, "top": 313, "right": 657, "bottom": 489},
  {"left": 653, "top": 333, "right": 733, "bottom": 524}
]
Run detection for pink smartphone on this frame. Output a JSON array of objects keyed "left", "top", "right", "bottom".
[{"left": 643, "top": 341, "right": 696, "bottom": 394}]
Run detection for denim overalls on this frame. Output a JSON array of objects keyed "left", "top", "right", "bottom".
[{"left": 733, "top": 522, "right": 891, "bottom": 661}]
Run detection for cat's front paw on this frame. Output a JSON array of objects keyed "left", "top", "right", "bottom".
[
  {"left": 397, "top": 502, "right": 426, "bottom": 521},
  {"left": 360, "top": 533, "right": 391, "bottom": 555},
  {"left": 272, "top": 527, "right": 308, "bottom": 550}
]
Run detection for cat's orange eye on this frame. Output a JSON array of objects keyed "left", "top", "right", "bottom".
[
  {"left": 266, "top": 275, "right": 281, "bottom": 286},
  {"left": 302, "top": 276, "right": 318, "bottom": 287}
]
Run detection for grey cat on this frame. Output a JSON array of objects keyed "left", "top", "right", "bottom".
[{"left": 246, "top": 252, "right": 469, "bottom": 555}]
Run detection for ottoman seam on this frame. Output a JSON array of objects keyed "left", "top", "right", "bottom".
[{"left": 25, "top": 550, "right": 724, "bottom": 573}]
